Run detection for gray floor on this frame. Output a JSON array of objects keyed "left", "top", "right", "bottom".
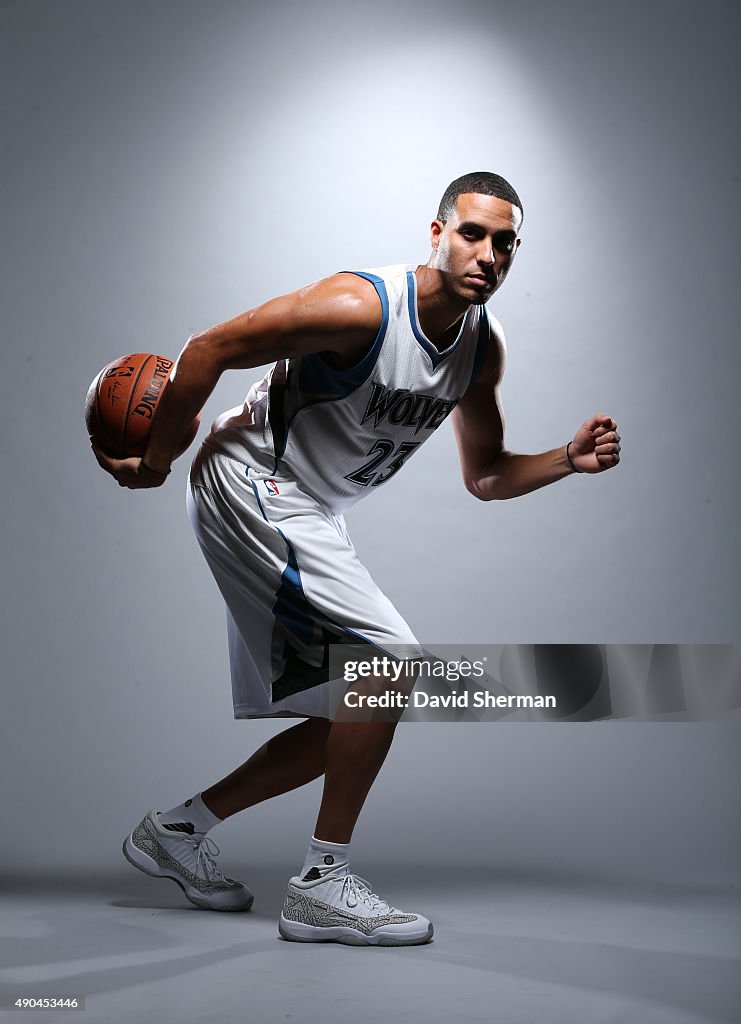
[{"left": 1, "top": 867, "right": 739, "bottom": 1024}]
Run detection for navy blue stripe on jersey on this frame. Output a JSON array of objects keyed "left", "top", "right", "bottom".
[
  {"left": 405, "top": 271, "right": 466, "bottom": 369},
  {"left": 468, "top": 307, "right": 490, "bottom": 388},
  {"left": 273, "top": 534, "right": 316, "bottom": 647},
  {"left": 268, "top": 271, "right": 390, "bottom": 470}
]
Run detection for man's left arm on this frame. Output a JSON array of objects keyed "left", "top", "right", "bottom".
[{"left": 451, "top": 319, "right": 621, "bottom": 501}]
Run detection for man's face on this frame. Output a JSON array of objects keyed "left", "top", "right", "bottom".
[{"left": 429, "top": 193, "right": 523, "bottom": 304}]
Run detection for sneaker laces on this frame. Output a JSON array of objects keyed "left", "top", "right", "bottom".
[
  {"left": 340, "top": 873, "right": 394, "bottom": 913},
  {"left": 183, "top": 835, "right": 229, "bottom": 883}
]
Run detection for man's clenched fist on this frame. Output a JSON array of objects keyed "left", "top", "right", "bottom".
[{"left": 569, "top": 414, "right": 621, "bottom": 474}]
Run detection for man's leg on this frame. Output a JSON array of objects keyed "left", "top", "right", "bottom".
[
  {"left": 314, "top": 721, "right": 396, "bottom": 842},
  {"left": 311, "top": 668, "right": 417, "bottom": 842},
  {"left": 124, "top": 716, "right": 336, "bottom": 914},
  {"left": 201, "top": 717, "right": 331, "bottom": 819},
  {"left": 280, "top": 687, "right": 432, "bottom": 945},
  {"left": 202, "top": 715, "right": 397, "bottom": 845}
]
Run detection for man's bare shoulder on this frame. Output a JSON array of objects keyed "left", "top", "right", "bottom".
[
  {"left": 485, "top": 310, "right": 506, "bottom": 352},
  {"left": 291, "top": 272, "right": 383, "bottom": 339}
]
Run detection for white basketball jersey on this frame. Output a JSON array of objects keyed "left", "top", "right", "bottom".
[{"left": 205, "top": 264, "right": 490, "bottom": 514}]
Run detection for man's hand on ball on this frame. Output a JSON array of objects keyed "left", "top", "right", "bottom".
[
  {"left": 90, "top": 441, "right": 170, "bottom": 489},
  {"left": 569, "top": 414, "right": 621, "bottom": 474}
]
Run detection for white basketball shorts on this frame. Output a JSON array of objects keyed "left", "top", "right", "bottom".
[{"left": 186, "top": 443, "right": 421, "bottom": 719}]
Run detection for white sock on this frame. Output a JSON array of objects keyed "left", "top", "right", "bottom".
[
  {"left": 299, "top": 836, "right": 350, "bottom": 880},
  {"left": 157, "top": 793, "right": 222, "bottom": 836}
]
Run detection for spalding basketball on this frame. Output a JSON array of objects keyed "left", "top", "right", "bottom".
[{"left": 85, "top": 353, "right": 200, "bottom": 459}]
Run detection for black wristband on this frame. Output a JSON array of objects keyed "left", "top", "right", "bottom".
[
  {"left": 140, "top": 460, "right": 171, "bottom": 477},
  {"left": 566, "top": 441, "right": 582, "bottom": 474}
]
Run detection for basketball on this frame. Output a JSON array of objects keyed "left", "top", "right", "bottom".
[{"left": 85, "top": 352, "right": 201, "bottom": 459}]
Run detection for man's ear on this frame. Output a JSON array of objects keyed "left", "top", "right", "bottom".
[{"left": 430, "top": 219, "right": 444, "bottom": 251}]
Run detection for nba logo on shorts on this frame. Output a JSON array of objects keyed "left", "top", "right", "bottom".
[{"left": 264, "top": 479, "right": 280, "bottom": 496}]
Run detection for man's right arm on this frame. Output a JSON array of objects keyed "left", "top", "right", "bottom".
[{"left": 91, "top": 274, "right": 381, "bottom": 487}]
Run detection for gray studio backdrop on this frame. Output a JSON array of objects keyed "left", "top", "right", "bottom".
[{"left": 1, "top": 0, "right": 739, "bottom": 883}]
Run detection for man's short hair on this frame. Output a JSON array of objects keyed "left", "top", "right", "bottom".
[{"left": 437, "top": 171, "right": 523, "bottom": 223}]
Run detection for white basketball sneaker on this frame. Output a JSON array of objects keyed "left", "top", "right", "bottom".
[
  {"left": 279, "top": 866, "right": 433, "bottom": 945},
  {"left": 123, "top": 810, "right": 254, "bottom": 912}
]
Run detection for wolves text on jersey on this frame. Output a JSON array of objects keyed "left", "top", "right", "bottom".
[{"left": 360, "top": 382, "right": 458, "bottom": 435}]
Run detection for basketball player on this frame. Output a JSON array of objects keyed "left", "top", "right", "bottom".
[{"left": 92, "top": 172, "right": 621, "bottom": 945}]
